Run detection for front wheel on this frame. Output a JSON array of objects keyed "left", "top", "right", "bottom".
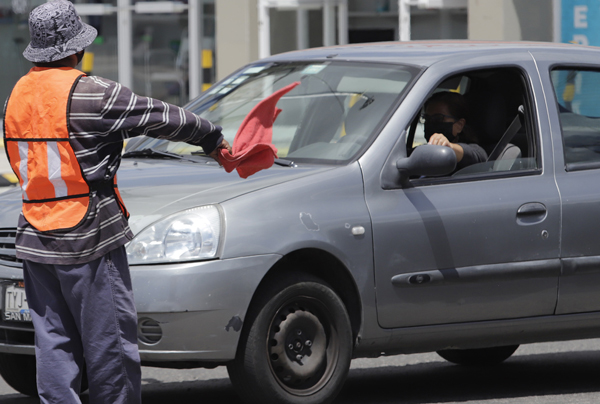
[
  {"left": 0, "top": 352, "right": 89, "bottom": 397},
  {"left": 437, "top": 345, "right": 519, "bottom": 366},
  {"left": 227, "top": 274, "right": 353, "bottom": 404},
  {"left": 0, "top": 353, "right": 37, "bottom": 396}
]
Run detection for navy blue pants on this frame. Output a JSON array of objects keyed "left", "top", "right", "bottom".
[{"left": 23, "top": 246, "right": 141, "bottom": 404}]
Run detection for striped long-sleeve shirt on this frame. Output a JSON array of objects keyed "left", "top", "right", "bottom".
[{"left": 9, "top": 73, "right": 223, "bottom": 265}]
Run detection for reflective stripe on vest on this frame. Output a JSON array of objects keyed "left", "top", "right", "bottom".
[{"left": 4, "top": 68, "right": 98, "bottom": 232}]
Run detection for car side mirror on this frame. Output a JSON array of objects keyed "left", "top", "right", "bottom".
[{"left": 396, "top": 145, "right": 457, "bottom": 186}]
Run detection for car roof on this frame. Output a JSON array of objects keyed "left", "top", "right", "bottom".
[{"left": 261, "top": 40, "right": 600, "bottom": 68}]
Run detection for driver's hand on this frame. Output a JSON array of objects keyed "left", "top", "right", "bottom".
[
  {"left": 209, "top": 139, "right": 232, "bottom": 164},
  {"left": 428, "top": 133, "right": 451, "bottom": 148}
]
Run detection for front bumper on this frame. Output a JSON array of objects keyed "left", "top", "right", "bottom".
[{"left": 0, "top": 254, "right": 280, "bottom": 363}]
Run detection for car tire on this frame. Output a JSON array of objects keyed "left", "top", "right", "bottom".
[
  {"left": 227, "top": 273, "right": 353, "bottom": 404},
  {"left": 436, "top": 345, "right": 519, "bottom": 366},
  {"left": 0, "top": 353, "right": 89, "bottom": 397},
  {"left": 0, "top": 353, "right": 37, "bottom": 396}
]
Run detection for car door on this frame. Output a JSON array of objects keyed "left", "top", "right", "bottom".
[
  {"left": 361, "top": 61, "right": 561, "bottom": 329},
  {"left": 540, "top": 56, "right": 600, "bottom": 315}
]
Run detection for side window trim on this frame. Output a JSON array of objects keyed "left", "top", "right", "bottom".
[{"left": 409, "top": 66, "right": 540, "bottom": 186}]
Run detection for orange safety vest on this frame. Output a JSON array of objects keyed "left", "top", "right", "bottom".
[{"left": 3, "top": 67, "right": 128, "bottom": 232}]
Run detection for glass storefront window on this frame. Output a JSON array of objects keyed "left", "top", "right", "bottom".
[
  {"left": 1, "top": 0, "right": 215, "bottom": 111},
  {"left": 81, "top": 7, "right": 119, "bottom": 81},
  {"left": 0, "top": 0, "right": 45, "bottom": 107},
  {"left": 131, "top": 0, "right": 216, "bottom": 105},
  {"left": 132, "top": 10, "right": 191, "bottom": 105}
]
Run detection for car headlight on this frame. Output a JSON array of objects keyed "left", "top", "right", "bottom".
[{"left": 126, "top": 205, "right": 222, "bottom": 265}]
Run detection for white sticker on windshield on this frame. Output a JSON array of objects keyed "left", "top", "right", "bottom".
[
  {"left": 244, "top": 66, "right": 267, "bottom": 74},
  {"left": 302, "top": 64, "right": 327, "bottom": 75},
  {"left": 207, "top": 77, "right": 235, "bottom": 94},
  {"left": 232, "top": 76, "right": 249, "bottom": 85}
]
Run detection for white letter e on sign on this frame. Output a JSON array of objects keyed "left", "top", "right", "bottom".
[{"left": 574, "top": 5, "right": 588, "bottom": 28}]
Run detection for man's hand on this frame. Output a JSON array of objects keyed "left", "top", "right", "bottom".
[{"left": 209, "top": 139, "right": 232, "bottom": 164}]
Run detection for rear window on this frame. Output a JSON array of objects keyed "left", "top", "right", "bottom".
[{"left": 551, "top": 68, "right": 600, "bottom": 170}]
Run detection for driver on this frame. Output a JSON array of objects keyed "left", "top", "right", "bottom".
[{"left": 422, "top": 91, "right": 487, "bottom": 171}]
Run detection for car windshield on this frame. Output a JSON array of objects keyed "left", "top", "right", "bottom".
[{"left": 126, "top": 61, "right": 417, "bottom": 164}]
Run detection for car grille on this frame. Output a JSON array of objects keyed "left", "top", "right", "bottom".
[{"left": 0, "top": 229, "right": 21, "bottom": 268}]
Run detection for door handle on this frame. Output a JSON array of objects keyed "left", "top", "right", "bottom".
[{"left": 516, "top": 202, "right": 547, "bottom": 225}]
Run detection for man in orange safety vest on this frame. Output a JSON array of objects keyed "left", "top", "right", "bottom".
[{"left": 3, "top": 1, "right": 230, "bottom": 403}]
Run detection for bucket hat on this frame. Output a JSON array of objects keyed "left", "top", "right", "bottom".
[{"left": 23, "top": 0, "right": 97, "bottom": 63}]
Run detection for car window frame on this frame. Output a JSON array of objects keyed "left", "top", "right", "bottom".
[{"left": 382, "top": 64, "right": 543, "bottom": 190}]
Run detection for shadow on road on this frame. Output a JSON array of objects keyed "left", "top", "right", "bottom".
[
  {"left": 140, "top": 377, "right": 238, "bottom": 403},
  {"left": 337, "top": 350, "right": 600, "bottom": 403},
  {"left": 1, "top": 350, "right": 600, "bottom": 403}
]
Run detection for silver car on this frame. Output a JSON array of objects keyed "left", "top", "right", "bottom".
[{"left": 2, "top": 40, "right": 600, "bottom": 404}]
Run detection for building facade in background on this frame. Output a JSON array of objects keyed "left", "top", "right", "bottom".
[
  {"left": 1, "top": 0, "right": 216, "bottom": 107},
  {"left": 0, "top": 0, "right": 563, "bottom": 108}
]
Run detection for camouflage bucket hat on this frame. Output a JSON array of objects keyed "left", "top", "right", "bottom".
[{"left": 23, "top": 0, "right": 97, "bottom": 63}]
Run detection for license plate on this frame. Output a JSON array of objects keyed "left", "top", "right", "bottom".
[{"left": 4, "top": 284, "right": 31, "bottom": 322}]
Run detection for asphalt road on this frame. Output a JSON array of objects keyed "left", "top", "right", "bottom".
[{"left": 0, "top": 339, "right": 599, "bottom": 403}]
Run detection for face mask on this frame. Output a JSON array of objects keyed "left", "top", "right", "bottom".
[{"left": 424, "top": 121, "right": 455, "bottom": 142}]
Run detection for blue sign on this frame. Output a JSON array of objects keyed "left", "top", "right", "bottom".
[{"left": 562, "top": 0, "right": 600, "bottom": 46}]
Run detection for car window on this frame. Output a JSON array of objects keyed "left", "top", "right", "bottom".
[
  {"left": 406, "top": 67, "right": 539, "bottom": 183},
  {"left": 550, "top": 68, "right": 600, "bottom": 171},
  {"left": 128, "top": 62, "right": 418, "bottom": 165}
]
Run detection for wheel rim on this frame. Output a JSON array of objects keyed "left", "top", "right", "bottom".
[{"left": 266, "top": 296, "right": 339, "bottom": 396}]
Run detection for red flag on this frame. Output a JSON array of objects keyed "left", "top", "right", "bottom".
[{"left": 219, "top": 81, "right": 300, "bottom": 178}]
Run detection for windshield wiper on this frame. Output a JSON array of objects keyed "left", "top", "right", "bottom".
[
  {"left": 190, "top": 150, "right": 208, "bottom": 156},
  {"left": 122, "top": 148, "right": 183, "bottom": 159},
  {"left": 191, "top": 152, "right": 295, "bottom": 167},
  {"left": 274, "top": 158, "right": 296, "bottom": 167},
  {"left": 122, "top": 148, "right": 200, "bottom": 163}
]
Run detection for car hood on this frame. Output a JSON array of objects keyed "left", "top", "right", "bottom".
[
  {"left": 0, "top": 158, "right": 334, "bottom": 234},
  {"left": 116, "top": 158, "right": 334, "bottom": 234}
]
